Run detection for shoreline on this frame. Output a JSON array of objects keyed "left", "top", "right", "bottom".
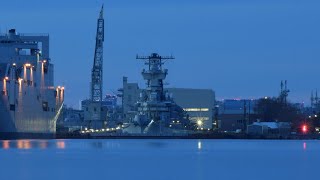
[{"left": 1, "top": 132, "right": 319, "bottom": 140}]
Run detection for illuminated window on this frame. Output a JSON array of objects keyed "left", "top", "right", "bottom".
[
  {"left": 184, "top": 108, "right": 209, "bottom": 112},
  {"left": 189, "top": 117, "right": 209, "bottom": 121}
]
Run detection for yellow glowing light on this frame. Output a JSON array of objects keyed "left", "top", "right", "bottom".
[
  {"left": 25, "top": 63, "right": 31, "bottom": 67},
  {"left": 12, "top": 63, "right": 16, "bottom": 66},
  {"left": 43, "top": 60, "right": 47, "bottom": 63},
  {"left": 197, "top": 120, "right": 203, "bottom": 126},
  {"left": 4, "top": 77, "right": 9, "bottom": 80},
  {"left": 3, "top": 79, "right": 7, "bottom": 95}
]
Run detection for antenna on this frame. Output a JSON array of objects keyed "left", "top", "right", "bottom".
[
  {"left": 311, "top": 90, "right": 314, "bottom": 108},
  {"left": 285, "top": 80, "right": 287, "bottom": 91}
]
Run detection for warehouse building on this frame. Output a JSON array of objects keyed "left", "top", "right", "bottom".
[{"left": 167, "top": 88, "right": 215, "bottom": 130}]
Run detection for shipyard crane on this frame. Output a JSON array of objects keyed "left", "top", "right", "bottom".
[
  {"left": 91, "top": 5, "right": 104, "bottom": 102},
  {"left": 83, "top": 5, "right": 105, "bottom": 129}
]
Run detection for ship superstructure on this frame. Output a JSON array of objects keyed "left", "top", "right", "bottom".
[
  {"left": 0, "top": 29, "right": 64, "bottom": 136},
  {"left": 134, "top": 53, "right": 188, "bottom": 134}
]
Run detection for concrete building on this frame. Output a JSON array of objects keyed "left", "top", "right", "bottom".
[
  {"left": 167, "top": 88, "right": 215, "bottom": 130},
  {"left": 118, "top": 77, "right": 141, "bottom": 122},
  {"left": 81, "top": 94, "right": 118, "bottom": 129},
  {"left": 217, "top": 99, "right": 258, "bottom": 132}
]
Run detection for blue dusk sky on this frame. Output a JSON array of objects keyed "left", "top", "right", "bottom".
[{"left": 1, "top": 0, "right": 320, "bottom": 108}]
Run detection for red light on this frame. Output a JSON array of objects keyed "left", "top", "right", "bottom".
[{"left": 302, "top": 125, "right": 307, "bottom": 133}]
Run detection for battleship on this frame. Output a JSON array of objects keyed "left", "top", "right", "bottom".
[
  {"left": 0, "top": 29, "right": 64, "bottom": 138},
  {"left": 133, "top": 53, "right": 189, "bottom": 135},
  {"left": 80, "top": 53, "right": 191, "bottom": 137}
]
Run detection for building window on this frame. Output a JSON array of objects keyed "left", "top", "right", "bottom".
[
  {"left": 42, "top": 102, "right": 48, "bottom": 111},
  {"left": 10, "top": 104, "right": 15, "bottom": 111},
  {"left": 184, "top": 108, "right": 209, "bottom": 112}
]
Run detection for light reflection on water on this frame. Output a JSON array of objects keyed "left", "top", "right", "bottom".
[
  {"left": 0, "top": 139, "right": 314, "bottom": 152},
  {"left": 198, "top": 140, "right": 202, "bottom": 150},
  {"left": 56, "top": 141, "right": 65, "bottom": 149},
  {"left": 0, "top": 139, "right": 319, "bottom": 180},
  {"left": 0, "top": 139, "right": 124, "bottom": 150},
  {"left": 1, "top": 140, "right": 64, "bottom": 150}
]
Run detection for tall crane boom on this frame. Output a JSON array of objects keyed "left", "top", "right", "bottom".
[{"left": 91, "top": 5, "right": 104, "bottom": 102}]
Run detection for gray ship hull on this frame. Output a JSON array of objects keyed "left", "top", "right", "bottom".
[{"left": 0, "top": 29, "right": 64, "bottom": 137}]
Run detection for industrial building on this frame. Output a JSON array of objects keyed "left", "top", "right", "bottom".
[
  {"left": 117, "top": 77, "right": 141, "bottom": 122},
  {"left": 247, "top": 121, "right": 291, "bottom": 137},
  {"left": 217, "top": 99, "right": 258, "bottom": 132},
  {"left": 166, "top": 88, "right": 215, "bottom": 130}
]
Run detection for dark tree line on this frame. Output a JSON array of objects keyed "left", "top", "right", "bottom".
[{"left": 254, "top": 97, "right": 304, "bottom": 129}]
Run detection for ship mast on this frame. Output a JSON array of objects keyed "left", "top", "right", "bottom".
[{"left": 91, "top": 5, "right": 104, "bottom": 102}]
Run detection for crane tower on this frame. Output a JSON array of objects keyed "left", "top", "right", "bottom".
[
  {"left": 91, "top": 5, "right": 104, "bottom": 102},
  {"left": 83, "top": 5, "right": 105, "bottom": 129}
]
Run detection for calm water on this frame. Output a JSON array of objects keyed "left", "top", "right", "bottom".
[{"left": 0, "top": 139, "right": 319, "bottom": 180}]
